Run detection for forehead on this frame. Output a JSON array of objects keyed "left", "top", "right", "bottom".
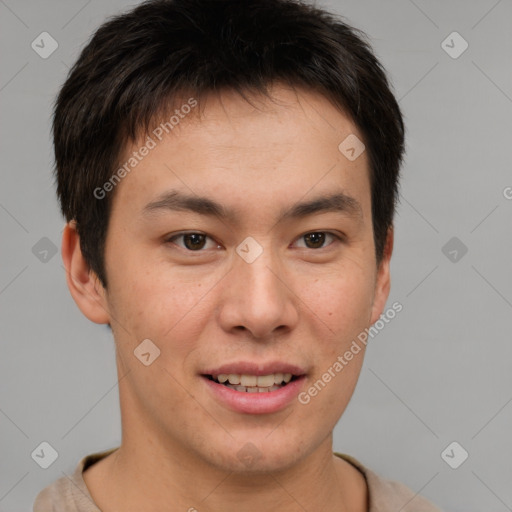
[{"left": 110, "top": 84, "right": 371, "bottom": 221}]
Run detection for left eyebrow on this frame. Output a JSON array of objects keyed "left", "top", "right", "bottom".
[{"left": 276, "top": 192, "right": 363, "bottom": 224}]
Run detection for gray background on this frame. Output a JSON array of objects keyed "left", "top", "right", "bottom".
[{"left": 1, "top": 0, "right": 511, "bottom": 510}]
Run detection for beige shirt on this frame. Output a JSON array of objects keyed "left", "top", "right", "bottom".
[{"left": 33, "top": 448, "right": 442, "bottom": 511}]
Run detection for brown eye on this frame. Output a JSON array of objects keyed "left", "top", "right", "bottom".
[
  {"left": 168, "top": 232, "right": 219, "bottom": 251},
  {"left": 295, "top": 231, "right": 341, "bottom": 250},
  {"left": 303, "top": 232, "right": 327, "bottom": 249},
  {"left": 182, "top": 233, "right": 206, "bottom": 250}
]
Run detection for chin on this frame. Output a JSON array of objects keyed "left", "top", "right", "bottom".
[{"left": 203, "top": 433, "right": 311, "bottom": 475}]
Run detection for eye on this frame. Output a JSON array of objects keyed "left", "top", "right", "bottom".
[
  {"left": 293, "top": 231, "right": 341, "bottom": 249},
  {"left": 166, "top": 232, "right": 221, "bottom": 251}
]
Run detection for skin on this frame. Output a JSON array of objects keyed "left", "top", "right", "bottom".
[{"left": 62, "top": 83, "right": 393, "bottom": 512}]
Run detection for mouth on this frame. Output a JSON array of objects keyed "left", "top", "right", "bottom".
[
  {"left": 200, "top": 364, "right": 308, "bottom": 414},
  {"left": 203, "top": 373, "right": 301, "bottom": 393}
]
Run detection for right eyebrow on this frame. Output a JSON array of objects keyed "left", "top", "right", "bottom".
[{"left": 142, "top": 190, "right": 239, "bottom": 222}]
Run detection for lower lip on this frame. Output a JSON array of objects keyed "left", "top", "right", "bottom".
[{"left": 201, "top": 375, "right": 306, "bottom": 414}]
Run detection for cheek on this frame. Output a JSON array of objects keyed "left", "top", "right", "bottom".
[
  {"left": 106, "top": 255, "right": 219, "bottom": 363},
  {"left": 299, "top": 265, "right": 374, "bottom": 407},
  {"left": 302, "top": 265, "right": 375, "bottom": 337}
]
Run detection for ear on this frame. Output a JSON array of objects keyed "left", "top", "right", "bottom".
[
  {"left": 61, "top": 221, "right": 110, "bottom": 324},
  {"left": 369, "top": 227, "right": 393, "bottom": 325}
]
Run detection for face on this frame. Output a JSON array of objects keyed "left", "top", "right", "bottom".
[{"left": 80, "top": 84, "right": 391, "bottom": 473}]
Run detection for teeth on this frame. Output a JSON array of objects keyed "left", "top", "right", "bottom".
[
  {"left": 212, "top": 373, "right": 297, "bottom": 388},
  {"left": 228, "top": 374, "right": 241, "bottom": 385},
  {"left": 257, "top": 375, "right": 275, "bottom": 387},
  {"left": 240, "top": 375, "right": 257, "bottom": 387},
  {"left": 225, "top": 384, "right": 283, "bottom": 392},
  {"left": 273, "top": 373, "right": 284, "bottom": 385}
]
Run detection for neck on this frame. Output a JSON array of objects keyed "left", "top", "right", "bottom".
[
  {"left": 82, "top": 370, "right": 367, "bottom": 512},
  {"left": 84, "top": 429, "right": 367, "bottom": 512}
]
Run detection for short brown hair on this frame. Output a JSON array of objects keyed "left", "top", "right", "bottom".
[{"left": 53, "top": 0, "right": 405, "bottom": 286}]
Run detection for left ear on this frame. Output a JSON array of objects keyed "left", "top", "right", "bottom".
[{"left": 369, "top": 227, "right": 393, "bottom": 325}]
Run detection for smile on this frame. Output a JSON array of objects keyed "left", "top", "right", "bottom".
[{"left": 205, "top": 373, "right": 296, "bottom": 392}]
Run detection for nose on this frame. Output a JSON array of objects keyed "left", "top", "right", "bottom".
[{"left": 216, "top": 242, "right": 300, "bottom": 340}]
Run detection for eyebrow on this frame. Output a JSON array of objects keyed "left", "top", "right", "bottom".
[{"left": 142, "top": 190, "right": 363, "bottom": 224}]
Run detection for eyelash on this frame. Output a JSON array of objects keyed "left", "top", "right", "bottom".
[{"left": 165, "top": 231, "right": 343, "bottom": 252}]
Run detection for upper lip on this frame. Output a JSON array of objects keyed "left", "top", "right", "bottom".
[{"left": 202, "top": 361, "right": 307, "bottom": 377}]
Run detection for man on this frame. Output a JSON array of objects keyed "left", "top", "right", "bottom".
[{"left": 33, "top": 0, "right": 442, "bottom": 510}]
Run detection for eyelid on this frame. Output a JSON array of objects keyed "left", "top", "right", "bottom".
[
  {"left": 292, "top": 229, "right": 346, "bottom": 252},
  {"left": 165, "top": 230, "right": 344, "bottom": 251},
  {"left": 291, "top": 231, "right": 344, "bottom": 249},
  {"left": 166, "top": 231, "right": 221, "bottom": 251}
]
